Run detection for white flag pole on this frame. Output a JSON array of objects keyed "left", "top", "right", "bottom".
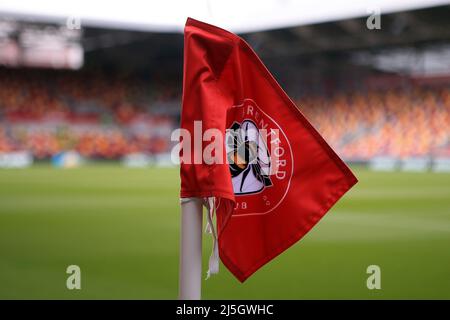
[{"left": 178, "top": 198, "right": 203, "bottom": 300}]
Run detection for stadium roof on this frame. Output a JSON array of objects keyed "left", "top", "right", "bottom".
[{"left": 0, "top": 0, "right": 448, "bottom": 33}]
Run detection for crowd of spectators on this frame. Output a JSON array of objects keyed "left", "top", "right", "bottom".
[
  {"left": 299, "top": 84, "right": 450, "bottom": 160},
  {"left": 0, "top": 68, "right": 178, "bottom": 159},
  {"left": 0, "top": 67, "right": 449, "bottom": 161}
]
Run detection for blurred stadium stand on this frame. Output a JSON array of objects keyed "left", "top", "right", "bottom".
[{"left": 0, "top": 4, "right": 449, "bottom": 164}]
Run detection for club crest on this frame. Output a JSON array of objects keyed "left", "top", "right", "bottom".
[{"left": 226, "top": 99, "right": 293, "bottom": 216}]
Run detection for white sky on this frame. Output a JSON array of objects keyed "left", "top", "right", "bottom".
[{"left": 0, "top": 0, "right": 448, "bottom": 33}]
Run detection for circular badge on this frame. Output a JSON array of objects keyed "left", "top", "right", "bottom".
[{"left": 226, "top": 99, "right": 293, "bottom": 216}]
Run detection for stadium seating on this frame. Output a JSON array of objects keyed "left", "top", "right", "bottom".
[
  {"left": 0, "top": 68, "right": 177, "bottom": 159},
  {"left": 0, "top": 67, "right": 449, "bottom": 160},
  {"left": 299, "top": 85, "right": 450, "bottom": 160}
]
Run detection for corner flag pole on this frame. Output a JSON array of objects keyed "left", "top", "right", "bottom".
[{"left": 178, "top": 198, "right": 203, "bottom": 300}]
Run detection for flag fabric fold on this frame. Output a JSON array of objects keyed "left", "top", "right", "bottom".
[{"left": 180, "top": 17, "right": 358, "bottom": 282}]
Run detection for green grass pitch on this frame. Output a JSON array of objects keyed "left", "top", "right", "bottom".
[{"left": 0, "top": 165, "right": 449, "bottom": 299}]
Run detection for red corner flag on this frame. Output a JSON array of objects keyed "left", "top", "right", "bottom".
[{"left": 179, "top": 18, "right": 357, "bottom": 282}]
